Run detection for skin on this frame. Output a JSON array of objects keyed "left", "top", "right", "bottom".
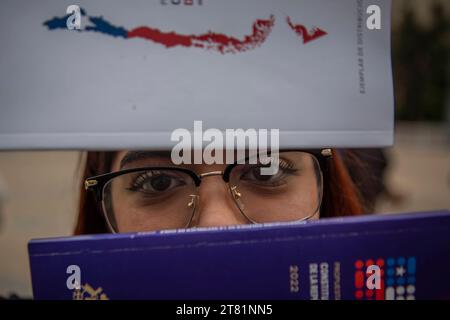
[{"left": 110, "top": 150, "right": 320, "bottom": 232}]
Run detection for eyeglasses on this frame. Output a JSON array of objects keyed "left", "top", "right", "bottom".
[{"left": 85, "top": 149, "right": 332, "bottom": 233}]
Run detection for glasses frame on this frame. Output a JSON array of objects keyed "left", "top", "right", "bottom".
[{"left": 85, "top": 148, "right": 332, "bottom": 232}]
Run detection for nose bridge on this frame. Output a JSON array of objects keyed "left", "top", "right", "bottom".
[
  {"left": 192, "top": 174, "right": 248, "bottom": 228},
  {"left": 199, "top": 170, "right": 224, "bottom": 179}
]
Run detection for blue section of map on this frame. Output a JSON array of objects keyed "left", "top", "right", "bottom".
[
  {"left": 43, "top": 8, "right": 128, "bottom": 38},
  {"left": 85, "top": 16, "right": 128, "bottom": 38},
  {"left": 43, "top": 14, "right": 71, "bottom": 30}
]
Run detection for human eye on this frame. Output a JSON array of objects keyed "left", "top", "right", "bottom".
[
  {"left": 239, "top": 159, "right": 298, "bottom": 187},
  {"left": 126, "top": 170, "right": 188, "bottom": 196}
]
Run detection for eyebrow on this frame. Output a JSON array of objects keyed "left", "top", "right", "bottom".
[{"left": 119, "top": 151, "right": 172, "bottom": 169}]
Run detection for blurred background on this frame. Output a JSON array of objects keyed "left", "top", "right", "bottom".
[{"left": 1, "top": 0, "right": 450, "bottom": 298}]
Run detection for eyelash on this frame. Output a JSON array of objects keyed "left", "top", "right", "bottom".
[
  {"left": 278, "top": 159, "right": 298, "bottom": 174},
  {"left": 255, "top": 158, "right": 298, "bottom": 172},
  {"left": 240, "top": 158, "right": 299, "bottom": 180},
  {"left": 129, "top": 172, "right": 153, "bottom": 190},
  {"left": 126, "top": 171, "right": 172, "bottom": 192}
]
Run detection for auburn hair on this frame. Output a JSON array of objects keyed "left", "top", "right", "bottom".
[{"left": 74, "top": 150, "right": 364, "bottom": 235}]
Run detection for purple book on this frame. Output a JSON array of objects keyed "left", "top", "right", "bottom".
[{"left": 28, "top": 210, "right": 450, "bottom": 300}]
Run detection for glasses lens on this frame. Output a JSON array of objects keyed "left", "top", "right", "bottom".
[
  {"left": 228, "top": 151, "right": 322, "bottom": 223},
  {"left": 102, "top": 169, "right": 197, "bottom": 232}
]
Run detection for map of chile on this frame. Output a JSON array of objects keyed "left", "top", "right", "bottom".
[{"left": 43, "top": 8, "right": 327, "bottom": 54}]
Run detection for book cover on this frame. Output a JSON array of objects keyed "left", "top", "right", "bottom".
[{"left": 28, "top": 210, "right": 450, "bottom": 300}]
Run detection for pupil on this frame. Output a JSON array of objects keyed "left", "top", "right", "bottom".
[{"left": 150, "top": 175, "right": 171, "bottom": 191}]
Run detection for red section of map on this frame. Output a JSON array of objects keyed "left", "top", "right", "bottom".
[
  {"left": 127, "top": 16, "right": 275, "bottom": 54},
  {"left": 286, "top": 16, "right": 327, "bottom": 44}
]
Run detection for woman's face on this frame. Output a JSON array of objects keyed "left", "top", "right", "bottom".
[{"left": 106, "top": 150, "right": 321, "bottom": 233}]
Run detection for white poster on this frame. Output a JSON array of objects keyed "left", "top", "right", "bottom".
[{"left": 0, "top": 0, "right": 393, "bottom": 150}]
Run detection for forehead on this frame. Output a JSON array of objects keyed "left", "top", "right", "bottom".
[
  {"left": 112, "top": 149, "right": 320, "bottom": 169},
  {"left": 111, "top": 149, "right": 277, "bottom": 171},
  {"left": 111, "top": 150, "right": 233, "bottom": 174},
  {"left": 112, "top": 150, "right": 170, "bottom": 170},
  {"left": 112, "top": 150, "right": 227, "bottom": 170}
]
